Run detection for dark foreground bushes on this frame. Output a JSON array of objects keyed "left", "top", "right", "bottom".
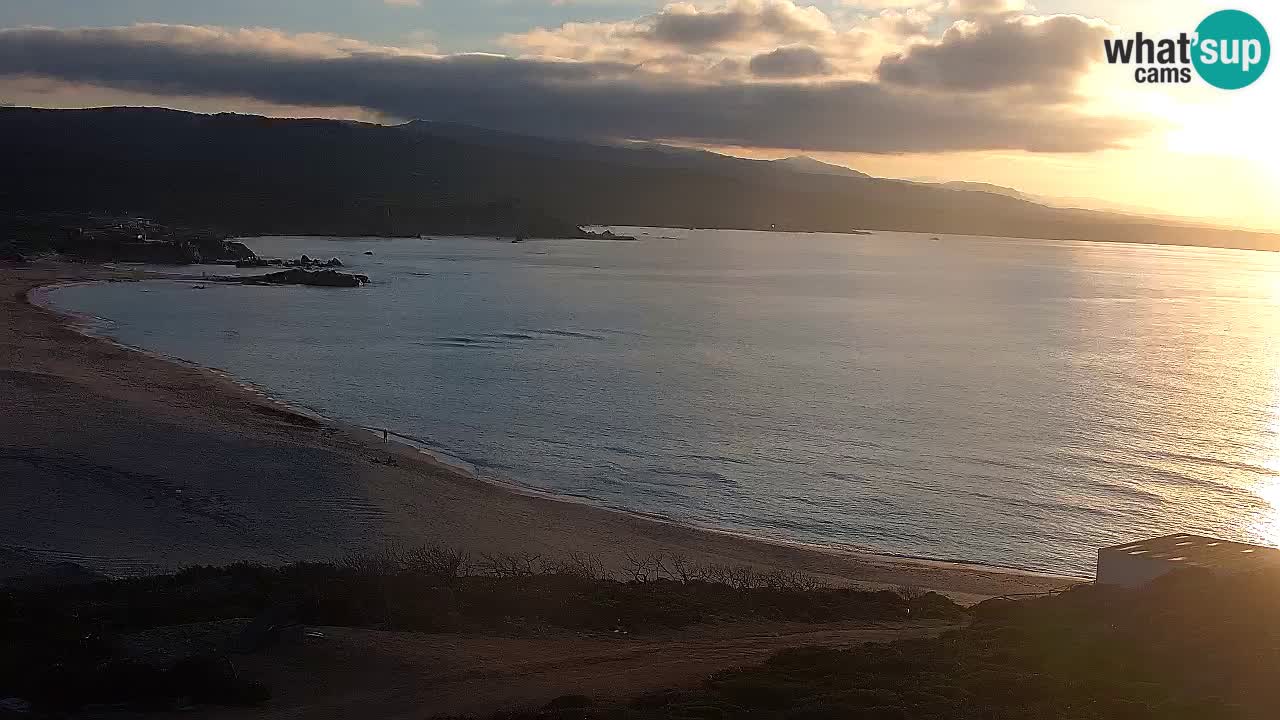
[
  {"left": 13, "top": 550, "right": 1277, "bottom": 718},
  {"left": 0, "top": 547, "right": 957, "bottom": 712},
  {"left": 463, "top": 568, "right": 1280, "bottom": 720}
]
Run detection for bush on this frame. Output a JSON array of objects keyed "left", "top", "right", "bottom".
[
  {"left": 444, "top": 568, "right": 1280, "bottom": 720},
  {"left": 1, "top": 546, "right": 961, "bottom": 712}
]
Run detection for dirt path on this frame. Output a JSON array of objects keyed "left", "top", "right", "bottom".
[{"left": 161, "top": 620, "right": 953, "bottom": 719}]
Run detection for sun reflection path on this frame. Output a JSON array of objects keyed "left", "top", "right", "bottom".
[
  {"left": 1253, "top": 423, "right": 1280, "bottom": 547},
  {"left": 1241, "top": 270, "right": 1280, "bottom": 546},
  {"left": 1251, "top": 345, "right": 1280, "bottom": 546}
]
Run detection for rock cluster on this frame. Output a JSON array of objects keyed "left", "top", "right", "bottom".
[{"left": 238, "top": 269, "right": 369, "bottom": 287}]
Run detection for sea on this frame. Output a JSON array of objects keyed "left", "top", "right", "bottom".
[{"left": 40, "top": 228, "right": 1280, "bottom": 577}]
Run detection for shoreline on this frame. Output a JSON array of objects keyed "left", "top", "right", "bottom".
[
  {"left": 343, "top": 421, "right": 1077, "bottom": 583},
  {"left": 33, "top": 276, "right": 1082, "bottom": 583},
  {"left": 3, "top": 261, "right": 1083, "bottom": 601}
]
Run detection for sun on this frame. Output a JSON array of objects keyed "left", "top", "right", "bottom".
[{"left": 1164, "top": 89, "right": 1280, "bottom": 185}]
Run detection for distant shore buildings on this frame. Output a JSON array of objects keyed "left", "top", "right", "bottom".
[{"left": 1097, "top": 534, "right": 1280, "bottom": 587}]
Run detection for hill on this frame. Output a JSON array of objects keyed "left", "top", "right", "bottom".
[
  {"left": 772, "top": 155, "right": 872, "bottom": 179},
  {"left": 936, "top": 180, "right": 1035, "bottom": 201},
  {"left": 2, "top": 106, "right": 1277, "bottom": 250}
]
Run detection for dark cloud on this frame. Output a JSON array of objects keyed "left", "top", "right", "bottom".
[
  {"left": 0, "top": 24, "right": 1146, "bottom": 154},
  {"left": 637, "top": 0, "right": 830, "bottom": 48},
  {"left": 748, "top": 45, "right": 832, "bottom": 77},
  {"left": 877, "top": 15, "right": 1112, "bottom": 97},
  {"left": 647, "top": 6, "right": 752, "bottom": 46}
]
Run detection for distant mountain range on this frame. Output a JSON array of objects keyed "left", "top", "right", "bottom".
[
  {"left": 2, "top": 106, "right": 1276, "bottom": 251},
  {"left": 771, "top": 156, "right": 872, "bottom": 179},
  {"left": 902, "top": 177, "right": 1239, "bottom": 227},
  {"left": 931, "top": 181, "right": 1036, "bottom": 202}
]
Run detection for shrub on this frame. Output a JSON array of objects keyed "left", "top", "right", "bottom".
[
  {"left": 444, "top": 568, "right": 1280, "bottom": 720},
  {"left": 2, "top": 547, "right": 959, "bottom": 712}
]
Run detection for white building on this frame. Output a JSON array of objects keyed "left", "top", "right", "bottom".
[{"left": 1097, "top": 533, "right": 1280, "bottom": 587}]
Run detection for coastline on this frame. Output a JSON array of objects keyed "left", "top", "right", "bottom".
[{"left": 2, "top": 261, "right": 1082, "bottom": 602}]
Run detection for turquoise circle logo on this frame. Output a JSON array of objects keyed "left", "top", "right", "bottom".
[{"left": 1193, "top": 9, "right": 1270, "bottom": 89}]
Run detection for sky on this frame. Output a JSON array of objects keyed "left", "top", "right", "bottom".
[{"left": 0, "top": 0, "right": 1275, "bottom": 231}]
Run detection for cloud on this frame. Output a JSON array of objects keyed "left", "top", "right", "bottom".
[
  {"left": 0, "top": 22, "right": 1147, "bottom": 154},
  {"left": 840, "top": 0, "right": 936, "bottom": 9},
  {"left": 642, "top": 0, "right": 832, "bottom": 47},
  {"left": 749, "top": 45, "right": 833, "bottom": 77},
  {"left": 865, "top": 8, "right": 932, "bottom": 38},
  {"left": 1, "top": 23, "right": 437, "bottom": 60},
  {"left": 384, "top": 0, "right": 422, "bottom": 6},
  {"left": 509, "top": 0, "right": 835, "bottom": 56},
  {"left": 0, "top": 73, "right": 394, "bottom": 123},
  {"left": 947, "top": 0, "right": 1025, "bottom": 17},
  {"left": 877, "top": 14, "right": 1114, "bottom": 98},
  {"left": 503, "top": 0, "right": 852, "bottom": 77},
  {"left": 503, "top": 1, "right": 931, "bottom": 79}
]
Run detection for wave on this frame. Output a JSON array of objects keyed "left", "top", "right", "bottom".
[
  {"left": 649, "top": 467, "right": 735, "bottom": 485},
  {"left": 427, "top": 328, "right": 611, "bottom": 348},
  {"left": 529, "top": 328, "right": 611, "bottom": 341},
  {"left": 1140, "top": 448, "right": 1276, "bottom": 479},
  {"left": 675, "top": 452, "right": 751, "bottom": 465}
]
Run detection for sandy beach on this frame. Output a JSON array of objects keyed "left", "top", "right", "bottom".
[{"left": 1, "top": 261, "right": 1078, "bottom": 603}]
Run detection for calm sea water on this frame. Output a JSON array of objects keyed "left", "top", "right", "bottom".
[{"left": 43, "top": 229, "right": 1280, "bottom": 576}]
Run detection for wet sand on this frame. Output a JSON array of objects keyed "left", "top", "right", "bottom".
[{"left": 1, "top": 261, "right": 1079, "bottom": 603}]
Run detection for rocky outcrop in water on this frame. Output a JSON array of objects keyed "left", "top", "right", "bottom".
[
  {"left": 221, "top": 241, "right": 258, "bottom": 261},
  {"left": 282, "top": 255, "right": 342, "bottom": 267},
  {"left": 578, "top": 228, "right": 638, "bottom": 241},
  {"left": 237, "top": 255, "right": 343, "bottom": 269},
  {"left": 237, "top": 269, "right": 369, "bottom": 287}
]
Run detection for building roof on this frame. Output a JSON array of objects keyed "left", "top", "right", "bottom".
[{"left": 1100, "top": 534, "right": 1280, "bottom": 572}]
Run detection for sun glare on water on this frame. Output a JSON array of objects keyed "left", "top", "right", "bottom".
[
  {"left": 1250, "top": 277, "right": 1280, "bottom": 547},
  {"left": 1255, "top": 450, "right": 1280, "bottom": 546}
]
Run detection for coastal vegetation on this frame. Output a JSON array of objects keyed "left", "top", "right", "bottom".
[
  {"left": 0, "top": 547, "right": 956, "bottom": 712},
  {"left": 0, "top": 212, "right": 373, "bottom": 285},
  {"left": 457, "top": 567, "right": 1280, "bottom": 720},
  {"left": 0, "top": 211, "right": 254, "bottom": 266},
  {"left": 6, "top": 545, "right": 1279, "bottom": 718}
]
